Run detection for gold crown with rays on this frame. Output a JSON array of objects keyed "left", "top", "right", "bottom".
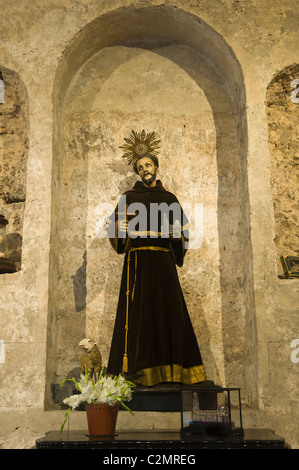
[{"left": 119, "top": 129, "right": 160, "bottom": 165}]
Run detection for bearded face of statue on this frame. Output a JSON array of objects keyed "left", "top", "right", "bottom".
[{"left": 136, "top": 156, "right": 158, "bottom": 187}]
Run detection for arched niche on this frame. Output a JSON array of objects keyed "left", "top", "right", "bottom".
[
  {"left": 46, "top": 6, "right": 256, "bottom": 409},
  {"left": 0, "top": 66, "right": 28, "bottom": 271}
]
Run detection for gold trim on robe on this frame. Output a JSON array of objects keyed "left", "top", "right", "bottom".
[{"left": 131, "top": 363, "right": 207, "bottom": 386}]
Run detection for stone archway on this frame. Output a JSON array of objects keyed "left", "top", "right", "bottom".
[{"left": 45, "top": 5, "right": 256, "bottom": 409}]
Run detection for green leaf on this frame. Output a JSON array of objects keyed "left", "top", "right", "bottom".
[
  {"left": 59, "top": 377, "right": 82, "bottom": 393},
  {"left": 120, "top": 400, "right": 134, "bottom": 415},
  {"left": 60, "top": 407, "right": 72, "bottom": 434},
  {"left": 97, "top": 365, "right": 105, "bottom": 382}
]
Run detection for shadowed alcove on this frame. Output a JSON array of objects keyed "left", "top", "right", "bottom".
[
  {"left": 45, "top": 5, "right": 257, "bottom": 410},
  {"left": 0, "top": 66, "right": 28, "bottom": 272},
  {"left": 266, "top": 63, "right": 299, "bottom": 276}
]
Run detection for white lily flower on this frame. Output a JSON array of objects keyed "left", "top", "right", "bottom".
[{"left": 59, "top": 368, "right": 135, "bottom": 433}]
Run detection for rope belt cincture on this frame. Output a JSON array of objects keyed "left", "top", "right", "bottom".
[{"left": 122, "top": 246, "right": 170, "bottom": 373}]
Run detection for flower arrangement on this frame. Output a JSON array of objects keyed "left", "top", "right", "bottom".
[{"left": 59, "top": 367, "right": 135, "bottom": 433}]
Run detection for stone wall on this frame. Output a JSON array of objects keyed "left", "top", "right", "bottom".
[{"left": 0, "top": 0, "right": 298, "bottom": 449}]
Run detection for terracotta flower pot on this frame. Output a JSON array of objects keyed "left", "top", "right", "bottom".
[{"left": 86, "top": 403, "right": 119, "bottom": 436}]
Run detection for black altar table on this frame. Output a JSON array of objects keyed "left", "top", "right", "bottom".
[{"left": 35, "top": 428, "right": 288, "bottom": 449}]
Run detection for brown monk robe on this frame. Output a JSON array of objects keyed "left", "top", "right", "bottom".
[{"left": 106, "top": 186, "right": 206, "bottom": 386}]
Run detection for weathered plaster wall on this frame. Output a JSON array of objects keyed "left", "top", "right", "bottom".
[{"left": 0, "top": 0, "right": 298, "bottom": 449}]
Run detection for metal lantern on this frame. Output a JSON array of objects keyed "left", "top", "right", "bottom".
[{"left": 0, "top": 214, "right": 16, "bottom": 273}]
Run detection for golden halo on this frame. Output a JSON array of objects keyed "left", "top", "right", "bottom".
[{"left": 120, "top": 129, "right": 160, "bottom": 165}]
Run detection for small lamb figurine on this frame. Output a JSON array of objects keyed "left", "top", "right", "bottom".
[{"left": 79, "top": 338, "right": 102, "bottom": 381}]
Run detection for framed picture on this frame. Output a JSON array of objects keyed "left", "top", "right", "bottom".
[{"left": 280, "top": 256, "right": 299, "bottom": 278}]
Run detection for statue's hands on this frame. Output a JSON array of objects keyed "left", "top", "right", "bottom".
[
  {"left": 119, "top": 219, "right": 129, "bottom": 234},
  {"left": 171, "top": 220, "right": 181, "bottom": 239}
]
